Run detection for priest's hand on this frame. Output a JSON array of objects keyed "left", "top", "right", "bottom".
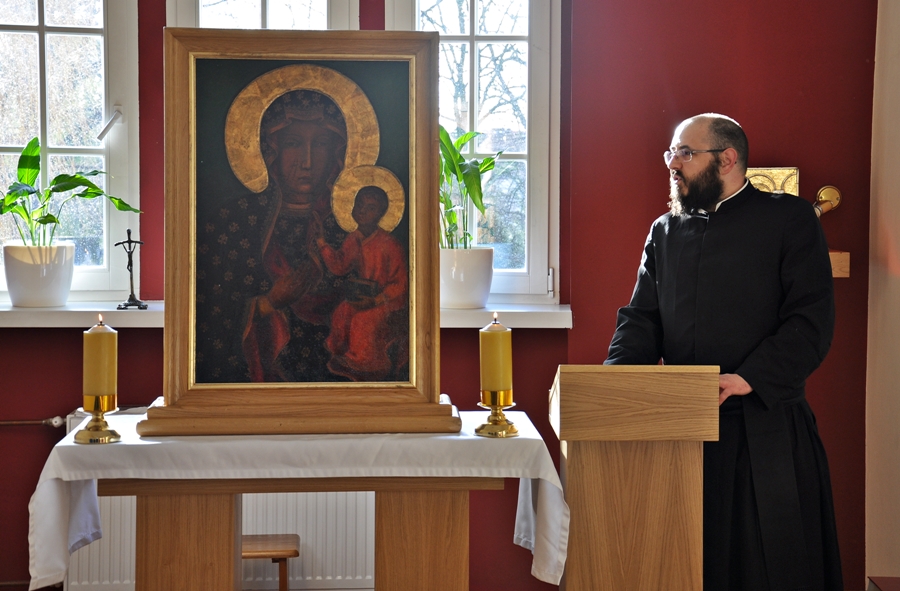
[{"left": 719, "top": 373, "right": 752, "bottom": 405}]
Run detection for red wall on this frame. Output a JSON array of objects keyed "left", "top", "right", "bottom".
[
  {"left": 0, "top": 0, "right": 875, "bottom": 589},
  {"left": 0, "top": 329, "right": 164, "bottom": 589},
  {"left": 566, "top": 0, "right": 875, "bottom": 587}
]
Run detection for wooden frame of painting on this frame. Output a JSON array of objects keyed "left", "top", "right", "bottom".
[{"left": 137, "top": 28, "right": 456, "bottom": 436}]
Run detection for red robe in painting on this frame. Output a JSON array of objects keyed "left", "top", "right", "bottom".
[{"left": 319, "top": 227, "right": 408, "bottom": 381}]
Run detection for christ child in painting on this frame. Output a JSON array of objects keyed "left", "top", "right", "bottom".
[{"left": 316, "top": 185, "right": 409, "bottom": 381}]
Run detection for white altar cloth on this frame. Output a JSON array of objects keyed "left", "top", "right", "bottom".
[{"left": 29, "top": 410, "right": 569, "bottom": 590}]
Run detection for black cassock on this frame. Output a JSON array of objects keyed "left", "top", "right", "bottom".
[{"left": 606, "top": 183, "right": 842, "bottom": 591}]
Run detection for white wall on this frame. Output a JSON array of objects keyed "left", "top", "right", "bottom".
[{"left": 867, "top": 0, "right": 900, "bottom": 577}]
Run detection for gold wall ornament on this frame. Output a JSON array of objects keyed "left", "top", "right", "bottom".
[
  {"left": 747, "top": 168, "right": 842, "bottom": 217},
  {"left": 225, "top": 64, "right": 381, "bottom": 193},
  {"left": 331, "top": 165, "right": 406, "bottom": 233},
  {"left": 814, "top": 185, "right": 842, "bottom": 217},
  {"left": 746, "top": 167, "right": 799, "bottom": 195}
]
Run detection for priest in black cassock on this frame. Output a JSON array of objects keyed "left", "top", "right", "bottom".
[{"left": 605, "top": 114, "right": 842, "bottom": 590}]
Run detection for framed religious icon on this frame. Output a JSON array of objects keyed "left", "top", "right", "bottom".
[{"left": 137, "top": 28, "right": 455, "bottom": 436}]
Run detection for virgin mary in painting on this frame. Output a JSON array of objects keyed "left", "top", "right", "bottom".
[{"left": 194, "top": 64, "right": 409, "bottom": 385}]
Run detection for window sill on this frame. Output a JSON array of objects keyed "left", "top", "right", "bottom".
[
  {"left": 0, "top": 301, "right": 164, "bottom": 328},
  {"left": 439, "top": 304, "right": 572, "bottom": 329},
  {"left": 0, "top": 301, "right": 571, "bottom": 330}
]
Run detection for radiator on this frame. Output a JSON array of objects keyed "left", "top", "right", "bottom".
[{"left": 64, "top": 414, "right": 375, "bottom": 591}]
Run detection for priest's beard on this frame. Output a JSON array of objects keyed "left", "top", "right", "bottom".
[{"left": 668, "top": 157, "right": 724, "bottom": 217}]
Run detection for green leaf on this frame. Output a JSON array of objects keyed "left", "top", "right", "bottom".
[
  {"left": 75, "top": 188, "right": 105, "bottom": 200},
  {"left": 438, "top": 125, "right": 456, "bottom": 153},
  {"left": 453, "top": 131, "right": 479, "bottom": 152},
  {"left": 50, "top": 175, "right": 102, "bottom": 194},
  {"left": 479, "top": 154, "right": 501, "bottom": 173},
  {"left": 2, "top": 195, "right": 23, "bottom": 211},
  {"left": 1, "top": 202, "right": 28, "bottom": 218},
  {"left": 36, "top": 213, "right": 60, "bottom": 225},
  {"left": 459, "top": 159, "right": 486, "bottom": 214},
  {"left": 439, "top": 126, "right": 463, "bottom": 170},
  {"left": 16, "top": 138, "right": 40, "bottom": 186},
  {"left": 108, "top": 195, "right": 142, "bottom": 213},
  {"left": 7, "top": 181, "right": 37, "bottom": 197}
]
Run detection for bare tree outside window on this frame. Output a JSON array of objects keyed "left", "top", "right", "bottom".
[
  {"left": 199, "top": 0, "right": 327, "bottom": 30},
  {"left": 419, "top": 0, "right": 528, "bottom": 270},
  {"left": 0, "top": 0, "right": 109, "bottom": 268}
]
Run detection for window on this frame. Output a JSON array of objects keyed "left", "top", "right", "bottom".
[
  {"left": 0, "top": 0, "right": 140, "bottom": 300},
  {"left": 167, "top": 0, "right": 360, "bottom": 30},
  {"left": 170, "top": 0, "right": 559, "bottom": 303},
  {"left": 389, "top": 0, "right": 559, "bottom": 301}
]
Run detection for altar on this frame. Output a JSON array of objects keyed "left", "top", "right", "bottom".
[{"left": 29, "top": 410, "right": 568, "bottom": 590}]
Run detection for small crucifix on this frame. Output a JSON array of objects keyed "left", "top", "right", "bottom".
[{"left": 116, "top": 228, "right": 148, "bottom": 310}]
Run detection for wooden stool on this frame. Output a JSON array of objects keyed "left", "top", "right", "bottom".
[{"left": 241, "top": 534, "right": 300, "bottom": 591}]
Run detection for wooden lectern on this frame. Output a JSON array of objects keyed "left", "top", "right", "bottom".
[{"left": 549, "top": 365, "right": 719, "bottom": 591}]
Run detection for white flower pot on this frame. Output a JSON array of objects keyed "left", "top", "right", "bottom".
[
  {"left": 3, "top": 243, "right": 76, "bottom": 307},
  {"left": 439, "top": 247, "right": 494, "bottom": 309}
]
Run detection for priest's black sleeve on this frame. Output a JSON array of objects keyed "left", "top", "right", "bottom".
[{"left": 605, "top": 227, "right": 664, "bottom": 365}]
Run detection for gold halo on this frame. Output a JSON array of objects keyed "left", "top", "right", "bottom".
[
  {"left": 224, "top": 64, "right": 380, "bottom": 193},
  {"left": 331, "top": 165, "right": 406, "bottom": 233}
]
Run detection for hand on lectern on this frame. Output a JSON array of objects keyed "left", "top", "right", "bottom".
[{"left": 718, "top": 373, "right": 752, "bottom": 406}]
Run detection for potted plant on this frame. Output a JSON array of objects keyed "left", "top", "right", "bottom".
[
  {"left": 2, "top": 137, "right": 141, "bottom": 307},
  {"left": 438, "top": 125, "right": 501, "bottom": 309}
]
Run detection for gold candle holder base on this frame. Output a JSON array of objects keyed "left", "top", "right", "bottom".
[
  {"left": 74, "top": 409, "right": 121, "bottom": 444},
  {"left": 475, "top": 402, "right": 519, "bottom": 438}
]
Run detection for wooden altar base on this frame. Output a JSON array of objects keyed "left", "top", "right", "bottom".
[{"left": 98, "top": 477, "right": 503, "bottom": 591}]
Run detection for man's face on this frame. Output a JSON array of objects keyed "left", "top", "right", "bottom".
[
  {"left": 272, "top": 120, "right": 343, "bottom": 201},
  {"left": 667, "top": 121, "right": 724, "bottom": 215}
]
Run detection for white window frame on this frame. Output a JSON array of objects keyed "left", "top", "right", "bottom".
[
  {"left": 0, "top": 0, "right": 142, "bottom": 302},
  {"left": 168, "top": 0, "right": 558, "bottom": 305},
  {"left": 387, "top": 0, "right": 560, "bottom": 304},
  {"left": 166, "top": 0, "right": 361, "bottom": 29}
]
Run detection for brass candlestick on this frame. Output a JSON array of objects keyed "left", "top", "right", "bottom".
[
  {"left": 475, "top": 389, "right": 518, "bottom": 438},
  {"left": 74, "top": 394, "right": 121, "bottom": 444}
]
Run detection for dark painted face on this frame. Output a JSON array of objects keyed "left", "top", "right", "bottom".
[
  {"left": 352, "top": 187, "right": 389, "bottom": 229},
  {"left": 272, "top": 120, "right": 343, "bottom": 203}
]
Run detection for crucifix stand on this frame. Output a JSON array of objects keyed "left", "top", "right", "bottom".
[{"left": 116, "top": 228, "right": 147, "bottom": 310}]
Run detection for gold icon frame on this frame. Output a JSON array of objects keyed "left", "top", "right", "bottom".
[{"left": 138, "top": 28, "right": 453, "bottom": 436}]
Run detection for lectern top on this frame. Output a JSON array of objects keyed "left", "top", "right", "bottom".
[{"left": 549, "top": 365, "right": 719, "bottom": 442}]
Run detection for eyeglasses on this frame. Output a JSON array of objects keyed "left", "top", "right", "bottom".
[{"left": 664, "top": 147, "right": 726, "bottom": 165}]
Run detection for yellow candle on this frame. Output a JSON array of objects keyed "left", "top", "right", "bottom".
[
  {"left": 83, "top": 314, "right": 118, "bottom": 412},
  {"left": 479, "top": 313, "right": 512, "bottom": 406}
]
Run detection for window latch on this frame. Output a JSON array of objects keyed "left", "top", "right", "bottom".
[{"left": 97, "top": 108, "right": 123, "bottom": 142}]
